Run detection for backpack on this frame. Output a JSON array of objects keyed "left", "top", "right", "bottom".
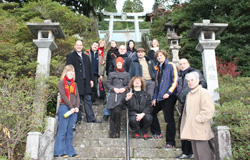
[{"left": 97, "top": 80, "right": 106, "bottom": 99}]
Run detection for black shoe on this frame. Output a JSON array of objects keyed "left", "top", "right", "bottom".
[
  {"left": 89, "top": 119, "right": 102, "bottom": 123},
  {"left": 71, "top": 154, "right": 80, "bottom": 157},
  {"left": 103, "top": 115, "right": 110, "bottom": 120},
  {"left": 54, "top": 154, "right": 68, "bottom": 157}
]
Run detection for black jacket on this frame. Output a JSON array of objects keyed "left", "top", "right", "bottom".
[
  {"left": 176, "top": 67, "right": 207, "bottom": 104},
  {"left": 122, "top": 90, "right": 153, "bottom": 116},
  {"left": 129, "top": 57, "right": 156, "bottom": 80},
  {"left": 109, "top": 53, "right": 132, "bottom": 73},
  {"left": 106, "top": 48, "right": 119, "bottom": 76},
  {"left": 147, "top": 50, "right": 158, "bottom": 64},
  {"left": 66, "top": 50, "right": 94, "bottom": 95}
]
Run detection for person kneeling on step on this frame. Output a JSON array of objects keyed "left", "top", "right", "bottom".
[{"left": 122, "top": 76, "right": 153, "bottom": 140}]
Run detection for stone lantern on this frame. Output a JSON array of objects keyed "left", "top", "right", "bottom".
[
  {"left": 25, "top": 20, "right": 65, "bottom": 160},
  {"left": 188, "top": 19, "right": 228, "bottom": 102},
  {"left": 164, "top": 18, "right": 181, "bottom": 68},
  {"left": 27, "top": 19, "right": 66, "bottom": 79}
]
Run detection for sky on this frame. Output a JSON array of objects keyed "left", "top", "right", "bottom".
[{"left": 116, "top": 0, "right": 155, "bottom": 13}]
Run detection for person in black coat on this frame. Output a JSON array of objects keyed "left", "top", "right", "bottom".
[
  {"left": 123, "top": 76, "right": 153, "bottom": 140},
  {"left": 106, "top": 40, "right": 119, "bottom": 76},
  {"left": 126, "top": 40, "right": 137, "bottom": 62},
  {"left": 66, "top": 40, "right": 101, "bottom": 123},
  {"left": 108, "top": 45, "right": 132, "bottom": 73},
  {"left": 176, "top": 58, "right": 207, "bottom": 159},
  {"left": 147, "top": 38, "right": 159, "bottom": 64}
]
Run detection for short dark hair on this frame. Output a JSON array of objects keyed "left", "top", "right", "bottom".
[
  {"left": 92, "top": 41, "right": 99, "bottom": 45},
  {"left": 155, "top": 49, "right": 169, "bottom": 59}
]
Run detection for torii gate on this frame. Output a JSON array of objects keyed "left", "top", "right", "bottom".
[{"left": 102, "top": 11, "right": 145, "bottom": 42}]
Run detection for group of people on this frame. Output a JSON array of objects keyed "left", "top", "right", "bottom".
[{"left": 54, "top": 39, "right": 215, "bottom": 160}]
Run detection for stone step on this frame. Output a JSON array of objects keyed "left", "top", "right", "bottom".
[
  {"left": 72, "top": 146, "right": 182, "bottom": 158},
  {"left": 74, "top": 128, "right": 180, "bottom": 139},
  {"left": 54, "top": 158, "right": 191, "bottom": 160},
  {"left": 73, "top": 138, "right": 182, "bottom": 148},
  {"left": 54, "top": 157, "right": 184, "bottom": 160}
]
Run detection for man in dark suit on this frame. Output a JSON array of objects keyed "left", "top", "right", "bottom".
[{"left": 66, "top": 40, "right": 101, "bottom": 123}]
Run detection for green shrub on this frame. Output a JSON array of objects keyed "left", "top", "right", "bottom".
[
  {"left": 214, "top": 75, "right": 250, "bottom": 160},
  {"left": 0, "top": 77, "right": 46, "bottom": 159}
]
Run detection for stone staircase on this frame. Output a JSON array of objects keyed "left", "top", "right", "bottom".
[
  {"left": 53, "top": 42, "right": 191, "bottom": 159},
  {"left": 62, "top": 94, "right": 187, "bottom": 160}
]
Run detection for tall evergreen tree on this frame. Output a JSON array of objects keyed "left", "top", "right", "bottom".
[{"left": 122, "top": 0, "right": 144, "bottom": 13}]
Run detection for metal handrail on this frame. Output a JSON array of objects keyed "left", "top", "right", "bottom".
[{"left": 125, "top": 108, "right": 130, "bottom": 160}]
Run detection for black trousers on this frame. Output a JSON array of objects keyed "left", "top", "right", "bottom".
[
  {"left": 91, "top": 74, "right": 99, "bottom": 103},
  {"left": 179, "top": 105, "right": 193, "bottom": 155},
  {"left": 77, "top": 94, "right": 96, "bottom": 123},
  {"left": 150, "top": 95, "right": 177, "bottom": 146},
  {"left": 129, "top": 114, "right": 153, "bottom": 134},
  {"left": 109, "top": 106, "right": 123, "bottom": 137}
]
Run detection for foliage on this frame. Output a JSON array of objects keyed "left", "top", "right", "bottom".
[
  {"left": 216, "top": 56, "right": 241, "bottom": 78},
  {"left": 4, "top": 0, "right": 117, "bottom": 17},
  {"left": 0, "top": 0, "right": 99, "bottom": 158},
  {"left": 214, "top": 75, "right": 250, "bottom": 160},
  {"left": 149, "top": 15, "right": 170, "bottom": 52},
  {"left": 169, "top": 0, "right": 250, "bottom": 76},
  {"left": 122, "top": 0, "right": 144, "bottom": 13},
  {"left": 0, "top": 77, "right": 47, "bottom": 159},
  {"left": 150, "top": 0, "right": 250, "bottom": 76}
]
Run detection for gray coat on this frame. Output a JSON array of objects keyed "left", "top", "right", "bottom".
[{"left": 107, "top": 71, "right": 130, "bottom": 110}]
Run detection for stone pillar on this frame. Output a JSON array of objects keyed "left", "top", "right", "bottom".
[
  {"left": 109, "top": 15, "right": 114, "bottom": 42},
  {"left": 188, "top": 19, "right": 228, "bottom": 103},
  {"left": 134, "top": 15, "right": 140, "bottom": 42},
  {"left": 25, "top": 132, "right": 42, "bottom": 159},
  {"left": 170, "top": 45, "right": 180, "bottom": 68},
  {"left": 33, "top": 30, "right": 57, "bottom": 79},
  {"left": 214, "top": 126, "right": 232, "bottom": 160},
  {"left": 196, "top": 38, "right": 220, "bottom": 102}
]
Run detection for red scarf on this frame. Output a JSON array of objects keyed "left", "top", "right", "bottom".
[
  {"left": 115, "top": 67, "right": 125, "bottom": 73},
  {"left": 61, "top": 75, "right": 76, "bottom": 102}
]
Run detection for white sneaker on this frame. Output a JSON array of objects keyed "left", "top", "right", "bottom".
[
  {"left": 176, "top": 154, "right": 189, "bottom": 159},
  {"left": 188, "top": 154, "right": 194, "bottom": 159}
]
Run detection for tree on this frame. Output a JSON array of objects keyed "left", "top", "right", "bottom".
[
  {"left": 122, "top": 0, "right": 144, "bottom": 13},
  {"left": 0, "top": 1, "right": 99, "bottom": 157},
  {"left": 54, "top": 0, "right": 117, "bottom": 16},
  {"left": 169, "top": 0, "right": 250, "bottom": 76},
  {"left": 4, "top": 0, "right": 117, "bottom": 17}
]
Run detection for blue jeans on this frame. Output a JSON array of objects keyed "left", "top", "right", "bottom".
[
  {"left": 104, "top": 90, "right": 110, "bottom": 116},
  {"left": 54, "top": 105, "right": 77, "bottom": 156}
]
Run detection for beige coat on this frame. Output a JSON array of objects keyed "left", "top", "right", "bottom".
[{"left": 180, "top": 85, "right": 215, "bottom": 141}]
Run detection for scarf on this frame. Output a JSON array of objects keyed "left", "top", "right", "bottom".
[
  {"left": 115, "top": 67, "right": 125, "bottom": 72},
  {"left": 98, "top": 47, "right": 104, "bottom": 57},
  {"left": 110, "top": 47, "right": 117, "bottom": 51},
  {"left": 61, "top": 75, "right": 76, "bottom": 102}
]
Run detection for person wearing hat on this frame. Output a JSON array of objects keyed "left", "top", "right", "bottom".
[
  {"left": 104, "top": 45, "right": 132, "bottom": 121},
  {"left": 108, "top": 45, "right": 132, "bottom": 73},
  {"left": 129, "top": 48, "right": 156, "bottom": 98},
  {"left": 106, "top": 57, "right": 130, "bottom": 138}
]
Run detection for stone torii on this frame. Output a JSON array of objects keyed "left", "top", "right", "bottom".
[{"left": 102, "top": 11, "right": 145, "bottom": 42}]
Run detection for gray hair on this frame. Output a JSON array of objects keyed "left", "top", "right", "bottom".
[{"left": 185, "top": 72, "right": 200, "bottom": 80}]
